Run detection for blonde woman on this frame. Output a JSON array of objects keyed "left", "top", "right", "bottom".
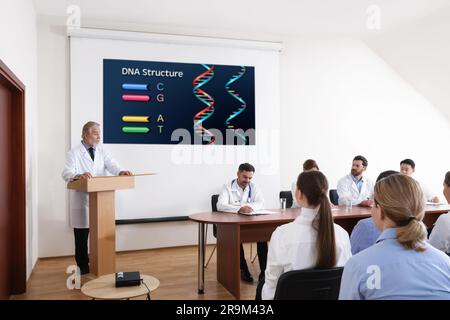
[{"left": 339, "top": 174, "right": 450, "bottom": 299}]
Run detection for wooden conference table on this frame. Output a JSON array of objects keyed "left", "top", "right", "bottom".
[{"left": 189, "top": 205, "right": 450, "bottom": 299}]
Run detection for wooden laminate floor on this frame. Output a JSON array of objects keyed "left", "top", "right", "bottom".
[{"left": 11, "top": 244, "right": 261, "bottom": 300}]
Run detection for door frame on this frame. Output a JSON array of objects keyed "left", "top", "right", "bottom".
[{"left": 0, "top": 59, "right": 26, "bottom": 295}]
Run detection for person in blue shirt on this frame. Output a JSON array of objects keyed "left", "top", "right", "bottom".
[
  {"left": 340, "top": 173, "right": 450, "bottom": 300},
  {"left": 350, "top": 170, "right": 398, "bottom": 254}
]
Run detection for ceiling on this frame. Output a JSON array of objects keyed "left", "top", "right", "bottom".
[{"left": 33, "top": 0, "right": 450, "bottom": 37}]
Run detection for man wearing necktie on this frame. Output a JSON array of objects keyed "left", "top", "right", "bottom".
[{"left": 62, "top": 121, "right": 132, "bottom": 275}]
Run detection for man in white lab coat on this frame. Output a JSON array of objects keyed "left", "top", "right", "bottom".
[
  {"left": 62, "top": 121, "right": 131, "bottom": 274},
  {"left": 217, "top": 163, "right": 267, "bottom": 284},
  {"left": 337, "top": 155, "right": 374, "bottom": 207},
  {"left": 399, "top": 158, "right": 441, "bottom": 203}
]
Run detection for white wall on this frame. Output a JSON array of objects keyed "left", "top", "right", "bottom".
[
  {"left": 279, "top": 36, "right": 450, "bottom": 195},
  {"left": 69, "top": 32, "right": 281, "bottom": 222},
  {"left": 38, "top": 18, "right": 279, "bottom": 257},
  {"left": 366, "top": 6, "right": 450, "bottom": 122},
  {"left": 0, "top": 0, "right": 39, "bottom": 278},
  {"left": 37, "top": 17, "right": 450, "bottom": 258},
  {"left": 36, "top": 20, "right": 75, "bottom": 258}
]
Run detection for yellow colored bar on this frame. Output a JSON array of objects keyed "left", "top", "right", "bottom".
[{"left": 122, "top": 116, "right": 150, "bottom": 123}]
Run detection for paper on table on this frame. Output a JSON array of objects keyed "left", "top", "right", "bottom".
[
  {"left": 240, "top": 209, "right": 279, "bottom": 215},
  {"left": 426, "top": 201, "right": 447, "bottom": 206}
]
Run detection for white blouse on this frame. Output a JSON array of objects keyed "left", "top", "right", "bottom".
[
  {"left": 429, "top": 212, "right": 450, "bottom": 254},
  {"left": 261, "top": 207, "right": 352, "bottom": 300}
]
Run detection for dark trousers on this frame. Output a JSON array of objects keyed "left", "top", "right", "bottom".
[
  {"left": 255, "top": 275, "right": 265, "bottom": 300},
  {"left": 240, "top": 242, "right": 268, "bottom": 273},
  {"left": 73, "top": 228, "right": 89, "bottom": 271}
]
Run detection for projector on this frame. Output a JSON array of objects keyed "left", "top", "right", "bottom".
[{"left": 115, "top": 271, "right": 141, "bottom": 287}]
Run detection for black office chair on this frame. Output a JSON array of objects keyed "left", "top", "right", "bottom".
[
  {"left": 279, "top": 191, "right": 293, "bottom": 208},
  {"left": 329, "top": 189, "right": 339, "bottom": 206},
  {"left": 211, "top": 194, "right": 219, "bottom": 212},
  {"left": 205, "top": 194, "right": 257, "bottom": 267},
  {"left": 274, "top": 267, "right": 344, "bottom": 300},
  {"left": 205, "top": 195, "right": 219, "bottom": 268},
  {"left": 211, "top": 194, "right": 219, "bottom": 238}
]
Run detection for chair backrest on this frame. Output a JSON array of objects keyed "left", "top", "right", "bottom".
[
  {"left": 329, "top": 189, "right": 339, "bottom": 206},
  {"left": 211, "top": 194, "right": 219, "bottom": 212},
  {"left": 211, "top": 194, "right": 219, "bottom": 238},
  {"left": 274, "top": 267, "right": 344, "bottom": 300},
  {"left": 279, "top": 191, "right": 293, "bottom": 208}
]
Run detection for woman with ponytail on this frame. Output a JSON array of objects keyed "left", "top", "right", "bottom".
[
  {"left": 339, "top": 174, "right": 450, "bottom": 299},
  {"left": 260, "top": 171, "right": 351, "bottom": 300}
]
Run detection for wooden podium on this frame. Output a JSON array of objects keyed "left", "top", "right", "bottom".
[{"left": 67, "top": 175, "right": 135, "bottom": 276}]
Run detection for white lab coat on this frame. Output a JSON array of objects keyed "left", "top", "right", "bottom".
[
  {"left": 62, "top": 143, "right": 122, "bottom": 228},
  {"left": 261, "top": 207, "right": 352, "bottom": 300},
  {"left": 337, "top": 174, "right": 374, "bottom": 206},
  {"left": 429, "top": 212, "right": 450, "bottom": 254},
  {"left": 217, "top": 180, "right": 264, "bottom": 213}
]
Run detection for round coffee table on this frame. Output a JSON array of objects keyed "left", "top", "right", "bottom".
[{"left": 81, "top": 274, "right": 159, "bottom": 300}]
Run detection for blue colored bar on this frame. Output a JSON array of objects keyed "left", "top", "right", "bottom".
[{"left": 122, "top": 83, "right": 148, "bottom": 90}]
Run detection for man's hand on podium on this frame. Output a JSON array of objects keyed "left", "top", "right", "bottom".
[
  {"left": 119, "top": 171, "right": 133, "bottom": 176},
  {"left": 74, "top": 172, "right": 92, "bottom": 180}
]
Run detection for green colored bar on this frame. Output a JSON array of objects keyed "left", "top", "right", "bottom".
[{"left": 122, "top": 126, "right": 150, "bottom": 134}]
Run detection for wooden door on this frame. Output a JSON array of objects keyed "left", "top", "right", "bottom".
[{"left": 0, "top": 60, "right": 26, "bottom": 299}]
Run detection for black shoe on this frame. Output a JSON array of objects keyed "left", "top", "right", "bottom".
[
  {"left": 80, "top": 266, "right": 90, "bottom": 275},
  {"left": 240, "top": 269, "right": 254, "bottom": 283}
]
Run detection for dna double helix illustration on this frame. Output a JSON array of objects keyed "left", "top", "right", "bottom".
[
  {"left": 225, "top": 66, "right": 247, "bottom": 144},
  {"left": 193, "top": 64, "right": 216, "bottom": 144}
]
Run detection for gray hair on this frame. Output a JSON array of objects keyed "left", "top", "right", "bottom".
[{"left": 81, "top": 121, "right": 100, "bottom": 138}]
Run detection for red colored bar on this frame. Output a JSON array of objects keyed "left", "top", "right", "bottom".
[{"left": 122, "top": 94, "right": 150, "bottom": 102}]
